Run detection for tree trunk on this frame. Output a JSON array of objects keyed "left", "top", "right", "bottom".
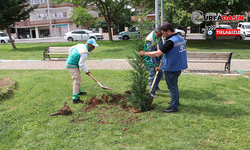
[
  {"left": 106, "top": 18, "right": 113, "bottom": 41},
  {"left": 6, "top": 26, "right": 17, "bottom": 49},
  {"left": 81, "top": 25, "right": 83, "bottom": 43},
  {"left": 184, "top": 26, "right": 187, "bottom": 40}
]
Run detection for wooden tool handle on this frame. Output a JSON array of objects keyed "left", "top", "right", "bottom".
[
  {"left": 149, "top": 37, "right": 165, "bottom": 93},
  {"left": 89, "top": 73, "right": 98, "bottom": 83},
  {"left": 149, "top": 61, "right": 163, "bottom": 92},
  {"left": 89, "top": 73, "right": 103, "bottom": 87}
]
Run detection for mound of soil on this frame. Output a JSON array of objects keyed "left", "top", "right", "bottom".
[
  {"left": 74, "top": 92, "right": 154, "bottom": 131},
  {"left": 0, "top": 77, "right": 16, "bottom": 99},
  {"left": 84, "top": 92, "right": 154, "bottom": 113},
  {"left": 48, "top": 102, "right": 72, "bottom": 116}
]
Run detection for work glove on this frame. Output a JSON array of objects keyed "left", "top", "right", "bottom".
[{"left": 86, "top": 71, "right": 91, "bottom": 76}]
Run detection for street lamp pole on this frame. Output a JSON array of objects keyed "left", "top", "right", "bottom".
[
  {"left": 155, "top": 0, "right": 159, "bottom": 28},
  {"left": 47, "top": 0, "right": 53, "bottom": 37},
  {"left": 161, "top": 0, "right": 164, "bottom": 25}
]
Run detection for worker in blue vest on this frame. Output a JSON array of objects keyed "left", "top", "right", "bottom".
[
  {"left": 139, "top": 23, "right": 188, "bottom": 113},
  {"left": 65, "top": 39, "right": 99, "bottom": 104}
]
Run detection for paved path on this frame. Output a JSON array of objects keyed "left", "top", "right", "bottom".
[{"left": 0, "top": 59, "right": 249, "bottom": 74}]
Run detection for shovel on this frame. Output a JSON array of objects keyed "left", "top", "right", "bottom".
[
  {"left": 149, "top": 61, "right": 162, "bottom": 93},
  {"left": 89, "top": 73, "right": 113, "bottom": 90},
  {"left": 149, "top": 36, "right": 165, "bottom": 94}
]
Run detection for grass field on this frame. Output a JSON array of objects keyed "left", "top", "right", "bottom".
[
  {"left": 0, "top": 70, "right": 250, "bottom": 149},
  {"left": 0, "top": 40, "right": 250, "bottom": 60}
]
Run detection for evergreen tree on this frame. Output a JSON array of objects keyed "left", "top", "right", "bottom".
[
  {"left": 0, "top": 0, "right": 38, "bottom": 49},
  {"left": 126, "top": 7, "right": 155, "bottom": 111}
]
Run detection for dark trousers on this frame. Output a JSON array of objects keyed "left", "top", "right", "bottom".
[{"left": 164, "top": 71, "right": 181, "bottom": 109}]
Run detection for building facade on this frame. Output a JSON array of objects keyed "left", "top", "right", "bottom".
[{"left": 14, "top": 0, "right": 98, "bottom": 39}]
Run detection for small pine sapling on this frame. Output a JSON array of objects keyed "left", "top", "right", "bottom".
[{"left": 126, "top": 7, "right": 156, "bottom": 111}]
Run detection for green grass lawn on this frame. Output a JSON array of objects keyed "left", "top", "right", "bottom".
[
  {"left": 1, "top": 70, "right": 250, "bottom": 149},
  {"left": 0, "top": 41, "right": 134, "bottom": 60},
  {"left": 0, "top": 40, "right": 250, "bottom": 60},
  {"left": 186, "top": 40, "right": 250, "bottom": 59}
]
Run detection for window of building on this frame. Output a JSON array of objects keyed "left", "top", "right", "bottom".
[
  {"left": 29, "top": 0, "right": 48, "bottom": 4},
  {"left": 52, "top": 12, "right": 68, "bottom": 19},
  {"left": 37, "top": 13, "right": 48, "bottom": 20}
]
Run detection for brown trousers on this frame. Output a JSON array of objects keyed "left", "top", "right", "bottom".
[{"left": 67, "top": 68, "right": 81, "bottom": 94}]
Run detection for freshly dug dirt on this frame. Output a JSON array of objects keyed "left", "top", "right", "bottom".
[
  {"left": 84, "top": 92, "right": 154, "bottom": 113},
  {"left": 111, "top": 94, "right": 126, "bottom": 104},
  {"left": 48, "top": 102, "right": 72, "bottom": 116},
  {"left": 0, "top": 77, "right": 16, "bottom": 99},
  {"left": 88, "top": 95, "right": 104, "bottom": 106},
  {"left": 74, "top": 93, "right": 154, "bottom": 131},
  {"left": 101, "top": 94, "right": 109, "bottom": 102},
  {"left": 0, "top": 78, "right": 11, "bottom": 88}
]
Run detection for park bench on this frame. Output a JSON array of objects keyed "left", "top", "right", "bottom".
[
  {"left": 187, "top": 52, "right": 233, "bottom": 73},
  {"left": 43, "top": 47, "right": 70, "bottom": 60}
]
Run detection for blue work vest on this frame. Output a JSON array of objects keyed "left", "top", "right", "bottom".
[{"left": 160, "top": 35, "right": 188, "bottom": 71}]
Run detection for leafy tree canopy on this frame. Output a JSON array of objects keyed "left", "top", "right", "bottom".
[
  {"left": 55, "top": 0, "right": 131, "bottom": 41},
  {"left": 69, "top": 6, "right": 93, "bottom": 26},
  {"left": 0, "top": 0, "right": 38, "bottom": 49}
]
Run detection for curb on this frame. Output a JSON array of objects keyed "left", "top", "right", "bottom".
[
  {"left": 0, "top": 60, "right": 41, "bottom": 62},
  {"left": 44, "top": 58, "right": 128, "bottom": 61}
]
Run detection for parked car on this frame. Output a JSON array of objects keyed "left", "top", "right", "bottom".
[
  {"left": 218, "top": 24, "right": 232, "bottom": 29},
  {"left": 86, "top": 30, "right": 103, "bottom": 40},
  {"left": 64, "top": 30, "right": 103, "bottom": 42},
  {"left": 118, "top": 26, "right": 141, "bottom": 40},
  {"left": 0, "top": 32, "right": 15, "bottom": 43},
  {"left": 88, "top": 28, "right": 99, "bottom": 33},
  {"left": 237, "top": 22, "right": 250, "bottom": 37},
  {"left": 203, "top": 24, "right": 245, "bottom": 40},
  {"left": 175, "top": 28, "right": 185, "bottom": 36},
  {"left": 118, "top": 26, "right": 185, "bottom": 40}
]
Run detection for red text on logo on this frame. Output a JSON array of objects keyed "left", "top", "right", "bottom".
[
  {"left": 222, "top": 15, "right": 244, "bottom": 21},
  {"left": 216, "top": 29, "right": 240, "bottom": 36}
]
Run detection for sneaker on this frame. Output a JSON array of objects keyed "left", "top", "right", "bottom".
[
  {"left": 163, "top": 107, "right": 178, "bottom": 113},
  {"left": 72, "top": 98, "right": 84, "bottom": 104},
  {"left": 150, "top": 92, "right": 158, "bottom": 98},
  {"left": 167, "top": 101, "right": 180, "bottom": 106},
  {"left": 155, "top": 87, "right": 163, "bottom": 93},
  {"left": 78, "top": 91, "right": 87, "bottom": 95}
]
